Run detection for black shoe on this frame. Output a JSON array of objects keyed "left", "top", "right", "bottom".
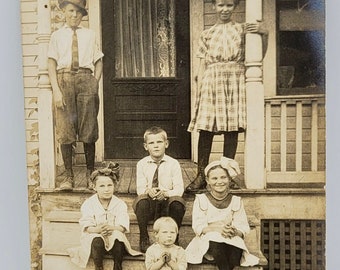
[
  {"left": 185, "top": 174, "right": 207, "bottom": 194},
  {"left": 140, "top": 237, "right": 150, "bottom": 253}
]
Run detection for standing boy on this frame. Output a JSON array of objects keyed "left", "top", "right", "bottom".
[
  {"left": 48, "top": 0, "right": 103, "bottom": 190},
  {"left": 133, "top": 127, "right": 186, "bottom": 253}
]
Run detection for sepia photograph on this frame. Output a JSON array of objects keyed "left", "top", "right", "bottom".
[{"left": 14, "top": 0, "right": 329, "bottom": 269}]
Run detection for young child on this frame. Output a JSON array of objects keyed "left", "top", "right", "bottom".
[
  {"left": 133, "top": 126, "right": 186, "bottom": 253},
  {"left": 145, "top": 217, "right": 187, "bottom": 270},
  {"left": 48, "top": 0, "right": 104, "bottom": 190},
  {"left": 186, "top": 0, "right": 268, "bottom": 193},
  {"left": 185, "top": 158, "right": 259, "bottom": 270},
  {"left": 67, "top": 163, "right": 142, "bottom": 270}
]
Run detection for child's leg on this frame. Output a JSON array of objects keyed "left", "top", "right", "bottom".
[
  {"left": 223, "top": 131, "right": 242, "bottom": 189},
  {"left": 185, "top": 130, "right": 214, "bottom": 193},
  {"left": 109, "top": 239, "right": 126, "bottom": 270},
  {"left": 168, "top": 201, "right": 185, "bottom": 229},
  {"left": 167, "top": 198, "right": 185, "bottom": 245},
  {"left": 207, "top": 241, "right": 242, "bottom": 270},
  {"left": 59, "top": 143, "right": 74, "bottom": 190},
  {"left": 223, "top": 131, "right": 238, "bottom": 159},
  {"left": 225, "top": 243, "right": 243, "bottom": 270},
  {"left": 134, "top": 197, "right": 155, "bottom": 252},
  {"left": 91, "top": 237, "right": 106, "bottom": 270}
]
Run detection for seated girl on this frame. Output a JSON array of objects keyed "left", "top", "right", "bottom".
[
  {"left": 185, "top": 158, "right": 259, "bottom": 270},
  {"left": 67, "top": 162, "right": 142, "bottom": 270}
]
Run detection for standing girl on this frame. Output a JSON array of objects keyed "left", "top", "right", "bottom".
[
  {"left": 186, "top": 0, "right": 268, "bottom": 193},
  {"left": 67, "top": 163, "right": 142, "bottom": 270}
]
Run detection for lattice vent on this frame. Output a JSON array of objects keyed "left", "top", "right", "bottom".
[{"left": 261, "top": 219, "right": 325, "bottom": 270}]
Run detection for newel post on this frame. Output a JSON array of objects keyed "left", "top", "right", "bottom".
[
  {"left": 244, "top": 0, "right": 265, "bottom": 189},
  {"left": 37, "top": 0, "right": 55, "bottom": 188}
]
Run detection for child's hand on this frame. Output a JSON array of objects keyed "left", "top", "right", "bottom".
[
  {"left": 148, "top": 188, "right": 160, "bottom": 199},
  {"left": 155, "top": 190, "right": 168, "bottom": 201},
  {"left": 245, "top": 21, "right": 268, "bottom": 35},
  {"left": 221, "top": 224, "right": 236, "bottom": 239},
  {"left": 162, "top": 252, "right": 171, "bottom": 263},
  {"left": 53, "top": 88, "right": 65, "bottom": 110},
  {"left": 100, "top": 224, "right": 113, "bottom": 236}
]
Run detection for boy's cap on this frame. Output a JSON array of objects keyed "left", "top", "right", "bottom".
[{"left": 59, "top": 0, "right": 88, "bottom": 16}]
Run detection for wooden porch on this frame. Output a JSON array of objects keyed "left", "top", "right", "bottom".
[{"left": 55, "top": 160, "right": 197, "bottom": 193}]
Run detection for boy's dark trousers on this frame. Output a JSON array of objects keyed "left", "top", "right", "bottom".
[
  {"left": 91, "top": 237, "right": 126, "bottom": 270},
  {"left": 134, "top": 196, "right": 186, "bottom": 243},
  {"left": 56, "top": 71, "right": 99, "bottom": 179}
]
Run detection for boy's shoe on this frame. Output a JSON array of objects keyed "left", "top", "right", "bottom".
[
  {"left": 59, "top": 176, "right": 74, "bottom": 191},
  {"left": 140, "top": 237, "right": 150, "bottom": 253}
]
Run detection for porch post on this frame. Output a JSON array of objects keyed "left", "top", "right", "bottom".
[
  {"left": 244, "top": 0, "right": 265, "bottom": 189},
  {"left": 37, "top": 0, "right": 55, "bottom": 188}
]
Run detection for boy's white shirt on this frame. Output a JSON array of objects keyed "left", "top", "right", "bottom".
[
  {"left": 47, "top": 25, "right": 104, "bottom": 72},
  {"left": 136, "top": 154, "right": 184, "bottom": 197}
]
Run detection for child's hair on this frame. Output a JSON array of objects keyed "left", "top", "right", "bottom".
[
  {"left": 90, "top": 162, "right": 120, "bottom": 185},
  {"left": 212, "top": 0, "right": 240, "bottom": 6},
  {"left": 206, "top": 164, "right": 231, "bottom": 179},
  {"left": 153, "top": 217, "right": 178, "bottom": 234},
  {"left": 143, "top": 126, "right": 168, "bottom": 143}
]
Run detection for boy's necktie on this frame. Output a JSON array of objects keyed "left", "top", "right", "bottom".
[
  {"left": 152, "top": 161, "right": 164, "bottom": 188},
  {"left": 71, "top": 28, "right": 79, "bottom": 71}
]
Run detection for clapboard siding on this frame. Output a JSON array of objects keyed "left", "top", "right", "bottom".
[{"left": 21, "top": 0, "right": 39, "bottom": 188}]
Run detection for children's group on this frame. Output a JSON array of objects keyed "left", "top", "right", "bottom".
[{"left": 49, "top": 0, "right": 268, "bottom": 269}]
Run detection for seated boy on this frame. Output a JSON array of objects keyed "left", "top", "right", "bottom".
[{"left": 133, "top": 126, "right": 186, "bottom": 253}]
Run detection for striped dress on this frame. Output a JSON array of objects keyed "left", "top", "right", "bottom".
[{"left": 188, "top": 21, "right": 246, "bottom": 133}]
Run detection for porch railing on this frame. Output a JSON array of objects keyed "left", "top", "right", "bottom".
[{"left": 264, "top": 95, "right": 325, "bottom": 186}]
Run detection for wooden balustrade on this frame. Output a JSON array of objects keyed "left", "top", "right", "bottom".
[{"left": 264, "top": 95, "right": 325, "bottom": 186}]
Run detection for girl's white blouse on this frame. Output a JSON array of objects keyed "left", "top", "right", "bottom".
[{"left": 185, "top": 194, "right": 259, "bottom": 266}]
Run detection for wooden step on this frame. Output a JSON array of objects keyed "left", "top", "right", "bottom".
[
  {"left": 40, "top": 208, "right": 267, "bottom": 269},
  {"left": 42, "top": 252, "right": 264, "bottom": 270}
]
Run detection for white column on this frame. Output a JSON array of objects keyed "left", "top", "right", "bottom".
[
  {"left": 37, "top": 0, "right": 55, "bottom": 188},
  {"left": 190, "top": 0, "right": 204, "bottom": 163},
  {"left": 88, "top": 0, "right": 105, "bottom": 162},
  {"left": 244, "top": 0, "right": 265, "bottom": 189}
]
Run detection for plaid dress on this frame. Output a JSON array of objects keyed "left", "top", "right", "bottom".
[{"left": 188, "top": 22, "right": 246, "bottom": 133}]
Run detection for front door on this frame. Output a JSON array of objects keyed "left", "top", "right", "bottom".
[{"left": 101, "top": 0, "right": 191, "bottom": 159}]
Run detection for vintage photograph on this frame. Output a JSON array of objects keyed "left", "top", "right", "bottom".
[{"left": 19, "top": 0, "right": 325, "bottom": 269}]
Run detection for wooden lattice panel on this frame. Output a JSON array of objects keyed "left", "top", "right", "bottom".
[{"left": 261, "top": 219, "right": 325, "bottom": 270}]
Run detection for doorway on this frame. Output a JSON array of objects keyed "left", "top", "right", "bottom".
[{"left": 101, "top": 0, "right": 191, "bottom": 159}]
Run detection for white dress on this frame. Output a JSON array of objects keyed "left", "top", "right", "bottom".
[
  {"left": 67, "top": 194, "right": 142, "bottom": 268},
  {"left": 185, "top": 194, "right": 259, "bottom": 266}
]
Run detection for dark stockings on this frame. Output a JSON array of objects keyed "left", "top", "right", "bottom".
[
  {"left": 91, "top": 237, "right": 125, "bottom": 270},
  {"left": 223, "top": 131, "right": 238, "bottom": 159},
  {"left": 208, "top": 241, "right": 243, "bottom": 270},
  {"left": 84, "top": 142, "right": 95, "bottom": 171},
  {"left": 61, "top": 143, "right": 73, "bottom": 175}
]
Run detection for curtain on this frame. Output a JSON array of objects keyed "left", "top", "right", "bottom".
[{"left": 113, "top": 0, "right": 176, "bottom": 78}]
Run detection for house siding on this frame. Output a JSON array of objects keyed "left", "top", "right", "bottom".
[{"left": 21, "top": 0, "right": 39, "bottom": 186}]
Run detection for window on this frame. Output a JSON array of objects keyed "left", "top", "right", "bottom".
[
  {"left": 277, "top": 0, "right": 325, "bottom": 95},
  {"left": 112, "top": 0, "right": 176, "bottom": 78}
]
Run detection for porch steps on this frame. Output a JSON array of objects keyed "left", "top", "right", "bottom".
[{"left": 40, "top": 195, "right": 267, "bottom": 270}]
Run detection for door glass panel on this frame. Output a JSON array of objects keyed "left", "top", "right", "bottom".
[{"left": 113, "top": 0, "right": 176, "bottom": 78}]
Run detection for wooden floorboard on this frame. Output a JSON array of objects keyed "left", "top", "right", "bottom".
[{"left": 55, "top": 160, "right": 197, "bottom": 194}]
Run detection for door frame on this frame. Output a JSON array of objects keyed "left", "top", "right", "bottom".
[{"left": 88, "top": 0, "right": 202, "bottom": 162}]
